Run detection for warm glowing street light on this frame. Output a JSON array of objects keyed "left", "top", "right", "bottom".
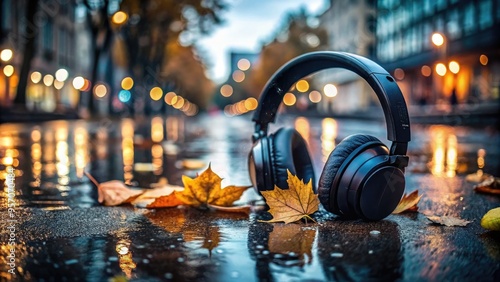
[
  {"left": 448, "top": 61, "right": 460, "bottom": 74},
  {"left": 31, "top": 71, "right": 42, "bottom": 83},
  {"left": 237, "top": 58, "right": 251, "bottom": 71},
  {"left": 0, "top": 49, "right": 13, "bottom": 62},
  {"left": 480, "top": 55, "right": 488, "bottom": 66},
  {"left": 283, "top": 92, "right": 296, "bottom": 106},
  {"left": 309, "top": 90, "right": 322, "bottom": 103},
  {"left": 323, "top": 84, "right": 337, "bottom": 97},
  {"left": 435, "top": 63, "right": 447, "bottom": 76},
  {"left": 431, "top": 32, "right": 445, "bottom": 47},
  {"left": 72, "top": 76, "right": 85, "bottom": 90},
  {"left": 232, "top": 70, "right": 245, "bottom": 82},
  {"left": 55, "top": 68, "right": 69, "bottom": 82},
  {"left": 296, "top": 80, "right": 309, "bottom": 92},
  {"left": 150, "top": 86, "right": 163, "bottom": 101},
  {"left": 3, "top": 65, "right": 14, "bottom": 77},
  {"left": 220, "top": 84, "right": 233, "bottom": 97},
  {"left": 94, "top": 84, "right": 108, "bottom": 98},
  {"left": 164, "top": 91, "right": 176, "bottom": 105},
  {"left": 121, "top": 77, "right": 134, "bottom": 90},
  {"left": 112, "top": 11, "right": 128, "bottom": 25},
  {"left": 43, "top": 74, "right": 54, "bottom": 86}
]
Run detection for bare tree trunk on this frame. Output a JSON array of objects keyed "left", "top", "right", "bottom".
[{"left": 14, "top": 0, "right": 40, "bottom": 108}]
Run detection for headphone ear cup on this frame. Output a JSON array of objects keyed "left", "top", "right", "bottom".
[
  {"left": 269, "top": 128, "right": 315, "bottom": 190},
  {"left": 318, "top": 134, "right": 383, "bottom": 215}
]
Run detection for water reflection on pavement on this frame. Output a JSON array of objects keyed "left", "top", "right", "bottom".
[{"left": 0, "top": 113, "right": 499, "bottom": 281}]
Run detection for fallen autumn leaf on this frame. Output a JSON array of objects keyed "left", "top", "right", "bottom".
[
  {"left": 85, "top": 172, "right": 144, "bottom": 206},
  {"left": 174, "top": 164, "right": 251, "bottom": 208},
  {"left": 392, "top": 190, "right": 422, "bottom": 214},
  {"left": 481, "top": 207, "right": 500, "bottom": 231},
  {"left": 426, "top": 215, "right": 471, "bottom": 227},
  {"left": 260, "top": 170, "right": 319, "bottom": 224}
]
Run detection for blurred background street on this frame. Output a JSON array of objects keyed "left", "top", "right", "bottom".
[{"left": 0, "top": 0, "right": 500, "bottom": 281}]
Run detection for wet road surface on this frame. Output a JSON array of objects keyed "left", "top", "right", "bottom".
[{"left": 0, "top": 113, "right": 499, "bottom": 281}]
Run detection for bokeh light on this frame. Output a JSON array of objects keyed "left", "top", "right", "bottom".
[
  {"left": 118, "top": 90, "right": 131, "bottom": 103},
  {"left": 72, "top": 76, "right": 85, "bottom": 90},
  {"left": 232, "top": 70, "right": 245, "bottom": 82},
  {"left": 323, "top": 84, "right": 337, "bottom": 97},
  {"left": 0, "top": 49, "right": 13, "bottom": 62},
  {"left": 435, "top": 63, "right": 447, "bottom": 76},
  {"left": 112, "top": 11, "right": 128, "bottom": 25},
  {"left": 479, "top": 54, "right": 488, "bottom": 66},
  {"left": 164, "top": 91, "right": 176, "bottom": 105},
  {"left": 55, "top": 68, "right": 69, "bottom": 82},
  {"left": 283, "top": 92, "right": 296, "bottom": 106},
  {"left": 3, "top": 65, "right": 14, "bottom": 77},
  {"left": 173, "top": 96, "right": 185, "bottom": 109},
  {"left": 94, "top": 84, "right": 108, "bottom": 98},
  {"left": 237, "top": 58, "right": 251, "bottom": 71},
  {"left": 431, "top": 32, "right": 444, "bottom": 47},
  {"left": 309, "top": 90, "right": 322, "bottom": 103},
  {"left": 421, "top": 65, "right": 432, "bottom": 77},
  {"left": 220, "top": 84, "right": 233, "bottom": 97},
  {"left": 448, "top": 61, "right": 460, "bottom": 74},
  {"left": 150, "top": 87, "right": 163, "bottom": 101},
  {"left": 296, "top": 80, "right": 309, "bottom": 92},
  {"left": 43, "top": 74, "right": 54, "bottom": 86},
  {"left": 244, "top": 97, "right": 258, "bottom": 111},
  {"left": 31, "top": 71, "right": 42, "bottom": 84},
  {"left": 121, "top": 77, "right": 134, "bottom": 90},
  {"left": 54, "top": 80, "right": 64, "bottom": 90},
  {"left": 394, "top": 68, "right": 405, "bottom": 80}
]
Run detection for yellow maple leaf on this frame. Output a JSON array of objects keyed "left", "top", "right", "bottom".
[
  {"left": 392, "top": 190, "right": 422, "bottom": 214},
  {"left": 175, "top": 165, "right": 251, "bottom": 208},
  {"left": 260, "top": 170, "right": 319, "bottom": 224}
]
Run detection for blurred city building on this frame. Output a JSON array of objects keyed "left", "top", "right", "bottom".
[
  {"left": 0, "top": 0, "right": 92, "bottom": 111},
  {"left": 376, "top": 0, "right": 500, "bottom": 109},
  {"left": 316, "top": 0, "right": 377, "bottom": 114}
]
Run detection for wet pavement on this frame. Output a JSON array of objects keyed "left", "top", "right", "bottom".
[{"left": 0, "top": 113, "right": 499, "bottom": 281}]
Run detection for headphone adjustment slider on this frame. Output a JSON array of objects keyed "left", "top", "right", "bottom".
[{"left": 252, "top": 123, "right": 267, "bottom": 143}]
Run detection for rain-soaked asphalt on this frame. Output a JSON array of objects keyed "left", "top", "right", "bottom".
[{"left": 0, "top": 113, "right": 499, "bottom": 281}]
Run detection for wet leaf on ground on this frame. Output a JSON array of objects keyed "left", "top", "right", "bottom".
[
  {"left": 132, "top": 185, "right": 184, "bottom": 208},
  {"left": 474, "top": 176, "right": 500, "bottom": 195},
  {"left": 175, "top": 164, "right": 251, "bottom": 208},
  {"left": 481, "top": 207, "right": 500, "bottom": 231},
  {"left": 85, "top": 172, "right": 144, "bottom": 206},
  {"left": 426, "top": 215, "right": 471, "bottom": 227},
  {"left": 268, "top": 224, "right": 316, "bottom": 265},
  {"left": 392, "top": 190, "right": 422, "bottom": 214},
  {"left": 260, "top": 170, "right": 319, "bottom": 224}
]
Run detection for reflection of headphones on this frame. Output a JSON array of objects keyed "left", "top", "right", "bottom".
[{"left": 248, "top": 51, "right": 411, "bottom": 220}]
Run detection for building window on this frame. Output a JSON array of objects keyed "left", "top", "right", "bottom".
[
  {"left": 463, "top": 3, "right": 476, "bottom": 35},
  {"left": 479, "top": 0, "right": 493, "bottom": 29},
  {"left": 2, "top": 0, "right": 12, "bottom": 30},
  {"left": 447, "top": 9, "right": 461, "bottom": 39}
]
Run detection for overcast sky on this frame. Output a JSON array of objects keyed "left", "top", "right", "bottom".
[{"left": 196, "top": 0, "right": 327, "bottom": 83}]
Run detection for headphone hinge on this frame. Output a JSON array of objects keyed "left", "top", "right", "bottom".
[
  {"left": 252, "top": 123, "right": 267, "bottom": 143},
  {"left": 388, "top": 155, "right": 409, "bottom": 170}
]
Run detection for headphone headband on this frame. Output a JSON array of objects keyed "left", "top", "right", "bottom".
[{"left": 252, "top": 51, "right": 410, "bottom": 155}]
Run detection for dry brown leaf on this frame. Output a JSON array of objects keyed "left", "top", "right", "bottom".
[
  {"left": 268, "top": 224, "right": 316, "bottom": 264},
  {"left": 132, "top": 185, "right": 184, "bottom": 208},
  {"left": 260, "top": 170, "right": 319, "bottom": 224},
  {"left": 474, "top": 176, "right": 500, "bottom": 195},
  {"left": 85, "top": 172, "right": 144, "bottom": 206},
  {"left": 426, "top": 215, "right": 471, "bottom": 227},
  {"left": 175, "top": 164, "right": 251, "bottom": 208},
  {"left": 392, "top": 190, "right": 422, "bottom": 214},
  {"left": 208, "top": 204, "right": 252, "bottom": 214}
]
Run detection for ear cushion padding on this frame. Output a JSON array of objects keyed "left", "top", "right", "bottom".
[
  {"left": 269, "top": 128, "right": 315, "bottom": 190},
  {"left": 318, "top": 134, "right": 383, "bottom": 213}
]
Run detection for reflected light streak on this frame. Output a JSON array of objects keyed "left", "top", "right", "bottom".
[
  {"left": 116, "top": 239, "right": 136, "bottom": 278},
  {"left": 321, "top": 118, "right": 338, "bottom": 162},
  {"left": 31, "top": 128, "right": 42, "bottom": 187},
  {"left": 151, "top": 117, "right": 164, "bottom": 143},
  {"left": 429, "top": 126, "right": 459, "bottom": 178},
  {"left": 55, "top": 126, "right": 70, "bottom": 186},
  {"left": 121, "top": 119, "right": 135, "bottom": 184},
  {"left": 74, "top": 125, "right": 89, "bottom": 178},
  {"left": 477, "top": 149, "right": 486, "bottom": 176},
  {"left": 43, "top": 130, "right": 56, "bottom": 177},
  {"left": 152, "top": 144, "right": 163, "bottom": 175},
  {"left": 294, "top": 117, "right": 310, "bottom": 145},
  {"left": 445, "top": 135, "right": 458, "bottom": 178},
  {"left": 166, "top": 116, "right": 180, "bottom": 142}
]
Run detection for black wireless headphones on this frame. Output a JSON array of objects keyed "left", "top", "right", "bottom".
[{"left": 248, "top": 51, "right": 411, "bottom": 221}]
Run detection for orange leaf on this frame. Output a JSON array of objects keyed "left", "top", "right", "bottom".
[
  {"left": 175, "top": 164, "right": 251, "bottom": 208},
  {"left": 260, "top": 170, "right": 319, "bottom": 224},
  {"left": 268, "top": 224, "right": 316, "bottom": 265},
  {"left": 392, "top": 190, "right": 422, "bottom": 214},
  {"left": 146, "top": 194, "right": 184, "bottom": 208},
  {"left": 85, "top": 172, "right": 144, "bottom": 206},
  {"left": 132, "top": 185, "right": 184, "bottom": 208}
]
